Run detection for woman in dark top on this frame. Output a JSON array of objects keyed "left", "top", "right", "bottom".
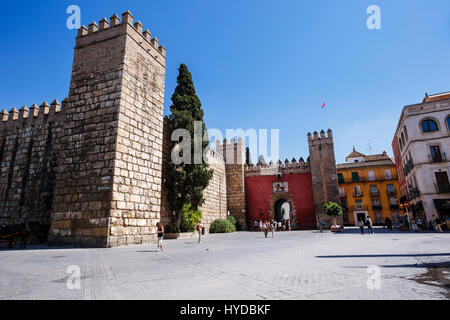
[{"left": 156, "top": 222, "right": 164, "bottom": 252}]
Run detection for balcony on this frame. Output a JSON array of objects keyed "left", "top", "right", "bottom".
[
  {"left": 353, "top": 191, "right": 363, "bottom": 197},
  {"left": 350, "top": 205, "right": 369, "bottom": 211},
  {"left": 435, "top": 183, "right": 450, "bottom": 194},
  {"left": 387, "top": 190, "right": 397, "bottom": 196},
  {"left": 429, "top": 152, "right": 447, "bottom": 163},
  {"left": 370, "top": 190, "right": 380, "bottom": 197},
  {"left": 372, "top": 205, "right": 383, "bottom": 210},
  {"left": 390, "top": 204, "right": 400, "bottom": 209},
  {"left": 339, "top": 174, "right": 399, "bottom": 183}
]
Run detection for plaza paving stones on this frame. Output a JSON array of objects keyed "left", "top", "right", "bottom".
[{"left": 0, "top": 228, "right": 449, "bottom": 300}]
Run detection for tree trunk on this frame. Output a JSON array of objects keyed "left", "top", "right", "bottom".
[{"left": 176, "top": 209, "right": 183, "bottom": 231}]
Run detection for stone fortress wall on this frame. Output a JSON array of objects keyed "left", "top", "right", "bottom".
[
  {"left": 0, "top": 10, "right": 340, "bottom": 247},
  {"left": 0, "top": 101, "right": 65, "bottom": 227}
]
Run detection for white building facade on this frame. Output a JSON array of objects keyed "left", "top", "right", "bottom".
[{"left": 393, "top": 92, "right": 450, "bottom": 224}]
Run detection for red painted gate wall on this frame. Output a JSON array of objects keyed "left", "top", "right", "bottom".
[{"left": 245, "top": 173, "right": 317, "bottom": 229}]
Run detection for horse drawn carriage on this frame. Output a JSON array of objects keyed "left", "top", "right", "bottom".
[{"left": 0, "top": 222, "right": 50, "bottom": 249}]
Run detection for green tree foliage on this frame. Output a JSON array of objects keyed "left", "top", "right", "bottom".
[
  {"left": 324, "top": 201, "right": 343, "bottom": 217},
  {"left": 180, "top": 204, "right": 203, "bottom": 233},
  {"left": 210, "top": 219, "right": 236, "bottom": 234},
  {"left": 166, "top": 64, "right": 214, "bottom": 229}
]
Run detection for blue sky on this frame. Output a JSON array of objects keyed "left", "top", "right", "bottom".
[{"left": 0, "top": 0, "right": 449, "bottom": 163}]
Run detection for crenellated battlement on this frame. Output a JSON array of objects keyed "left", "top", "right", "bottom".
[
  {"left": 0, "top": 99, "right": 65, "bottom": 129},
  {"left": 215, "top": 138, "right": 245, "bottom": 165},
  {"left": 76, "top": 11, "right": 166, "bottom": 58},
  {"left": 307, "top": 129, "right": 333, "bottom": 145},
  {"left": 245, "top": 156, "right": 311, "bottom": 178}
]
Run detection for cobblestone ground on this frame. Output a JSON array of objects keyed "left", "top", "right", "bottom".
[{"left": 0, "top": 228, "right": 449, "bottom": 300}]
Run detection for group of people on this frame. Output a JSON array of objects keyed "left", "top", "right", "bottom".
[
  {"left": 384, "top": 214, "right": 446, "bottom": 233},
  {"left": 358, "top": 217, "right": 375, "bottom": 235},
  {"left": 253, "top": 219, "right": 291, "bottom": 237}
]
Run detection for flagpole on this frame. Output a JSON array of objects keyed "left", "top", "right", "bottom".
[{"left": 323, "top": 102, "right": 329, "bottom": 130}]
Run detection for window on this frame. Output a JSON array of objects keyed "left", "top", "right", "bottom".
[
  {"left": 403, "top": 126, "right": 409, "bottom": 141},
  {"left": 421, "top": 119, "right": 439, "bottom": 133},
  {"left": 368, "top": 171, "right": 375, "bottom": 181},
  {"left": 447, "top": 116, "right": 450, "bottom": 130},
  {"left": 356, "top": 199, "right": 363, "bottom": 210},
  {"left": 385, "top": 169, "right": 392, "bottom": 179},
  {"left": 370, "top": 185, "right": 378, "bottom": 195},
  {"left": 339, "top": 187, "right": 346, "bottom": 197},
  {"left": 338, "top": 173, "right": 344, "bottom": 184},
  {"left": 399, "top": 138, "right": 403, "bottom": 150},
  {"left": 372, "top": 198, "right": 381, "bottom": 206},
  {"left": 387, "top": 184, "right": 396, "bottom": 194},
  {"left": 354, "top": 186, "right": 362, "bottom": 196},
  {"left": 435, "top": 171, "right": 450, "bottom": 193},
  {"left": 430, "top": 146, "right": 442, "bottom": 162},
  {"left": 352, "top": 172, "right": 360, "bottom": 182},
  {"left": 401, "top": 132, "right": 406, "bottom": 146}
]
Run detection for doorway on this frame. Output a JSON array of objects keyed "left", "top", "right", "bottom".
[
  {"left": 354, "top": 212, "right": 368, "bottom": 226},
  {"left": 275, "top": 199, "right": 290, "bottom": 222}
]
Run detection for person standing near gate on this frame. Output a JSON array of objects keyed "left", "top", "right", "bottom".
[
  {"left": 263, "top": 221, "right": 269, "bottom": 238},
  {"left": 270, "top": 220, "right": 276, "bottom": 238},
  {"left": 196, "top": 223, "right": 203, "bottom": 243},
  {"left": 156, "top": 222, "right": 164, "bottom": 252}
]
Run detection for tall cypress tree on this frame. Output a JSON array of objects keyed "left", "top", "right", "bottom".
[
  {"left": 166, "top": 64, "right": 213, "bottom": 230},
  {"left": 246, "top": 147, "right": 253, "bottom": 166}
]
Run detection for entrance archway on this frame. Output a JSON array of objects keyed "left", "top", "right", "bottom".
[{"left": 275, "top": 199, "right": 290, "bottom": 222}]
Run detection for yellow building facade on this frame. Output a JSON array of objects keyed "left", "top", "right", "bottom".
[{"left": 337, "top": 149, "right": 401, "bottom": 226}]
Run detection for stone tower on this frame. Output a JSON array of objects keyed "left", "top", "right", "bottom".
[
  {"left": 49, "top": 11, "right": 166, "bottom": 247},
  {"left": 217, "top": 138, "right": 247, "bottom": 230},
  {"left": 308, "top": 130, "right": 342, "bottom": 228}
]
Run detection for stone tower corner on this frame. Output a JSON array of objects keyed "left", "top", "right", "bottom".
[
  {"left": 217, "top": 138, "right": 247, "bottom": 230},
  {"left": 49, "top": 11, "right": 166, "bottom": 247},
  {"left": 308, "top": 129, "right": 342, "bottom": 229}
]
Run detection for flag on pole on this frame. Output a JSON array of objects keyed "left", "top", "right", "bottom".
[{"left": 322, "top": 102, "right": 326, "bottom": 109}]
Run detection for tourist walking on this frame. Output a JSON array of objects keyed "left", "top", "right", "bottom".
[
  {"left": 263, "top": 221, "right": 269, "bottom": 238},
  {"left": 254, "top": 220, "right": 258, "bottom": 231},
  {"left": 366, "top": 217, "right": 374, "bottom": 234},
  {"left": 156, "top": 222, "right": 164, "bottom": 252},
  {"left": 318, "top": 218, "right": 323, "bottom": 233},
  {"left": 433, "top": 215, "right": 443, "bottom": 233},
  {"left": 270, "top": 220, "right": 276, "bottom": 238},
  {"left": 416, "top": 217, "right": 423, "bottom": 232},
  {"left": 196, "top": 223, "right": 203, "bottom": 243},
  {"left": 259, "top": 220, "right": 263, "bottom": 232},
  {"left": 358, "top": 219, "right": 365, "bottom": 235}
]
